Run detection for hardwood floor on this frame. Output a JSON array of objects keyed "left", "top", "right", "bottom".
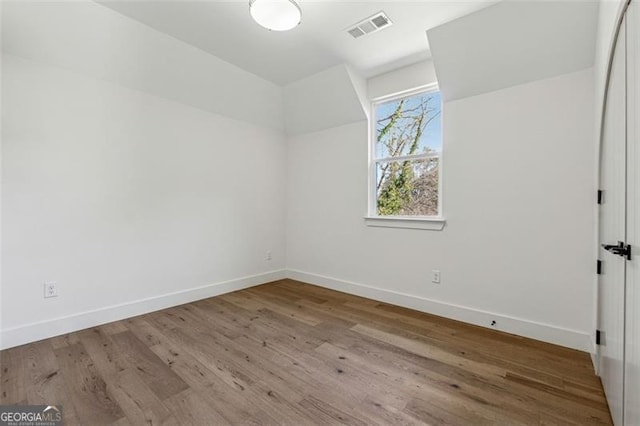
[{"left": 0, "top": 280, "right": 612, "bottom": 425}]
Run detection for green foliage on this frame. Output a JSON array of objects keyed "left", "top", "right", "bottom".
[{"left": 377, "top": 161, "right": 414, "bottom": 215}]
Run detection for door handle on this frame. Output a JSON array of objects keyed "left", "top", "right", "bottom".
[{"left": 602, "top": 241, "right": 632, "bottom": 260}]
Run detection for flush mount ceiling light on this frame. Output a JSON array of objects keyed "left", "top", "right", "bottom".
[{"left": 249, "top": 0, "right": 302, "bottom": 31}]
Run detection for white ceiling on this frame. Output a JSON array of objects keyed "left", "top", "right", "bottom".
[{"left": 98, "top": 0, "right": 495, "bottom": 85}]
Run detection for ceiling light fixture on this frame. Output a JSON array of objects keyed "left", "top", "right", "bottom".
[{"left": 249, "top": 0, "right": 302, "bottom": 32}]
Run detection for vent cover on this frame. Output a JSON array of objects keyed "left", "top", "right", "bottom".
[{"left": 347, "top": 11, "right": 392, "bottom": 39}]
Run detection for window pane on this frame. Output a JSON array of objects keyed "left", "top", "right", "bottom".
[
  {"left": 376, "top": 157, "right": 439, "bottom": 216},
  {"left": 375, "top": 91, "right": 441, "bottom": 159}
]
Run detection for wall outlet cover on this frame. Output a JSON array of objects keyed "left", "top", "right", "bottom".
[{"left": 44, "top": 281, "right": 58, "bottom": 298}]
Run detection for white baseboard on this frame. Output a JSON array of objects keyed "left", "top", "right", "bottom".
[
  {"left": 286, "top": 269, "right": 593, "bottom": 353},
  {"left": 1, "top": 268, "right": 593, "bottom": 353},
  {"left": 591, "top": 351, "right": 600, "bottom": 376},
  {"left": 0, "top": 269, "right": 286, "bottom": 350}
]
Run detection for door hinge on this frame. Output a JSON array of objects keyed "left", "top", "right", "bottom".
[
  {"left": 597, "top": 259, "right": 602, "bottom": 275},
  {"left": 602, "top": 241, "right": 632, "bottom": 260},
  {"left": 597, "top": 190, "right": 603, "bottom": 205},
  {"left": 596, "top": 329, "right": 603, "bottom": 345}
]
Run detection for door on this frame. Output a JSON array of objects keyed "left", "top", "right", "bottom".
[
  {"left": 625, "top": 1, "right": 639, "bottom": 424},
  {"left": 598, "top": 14, "right": 627, "bottom": 426}
]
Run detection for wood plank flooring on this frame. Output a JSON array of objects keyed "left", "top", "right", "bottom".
[{"left": 0, "top": 279, "right": 612, "bottom": 425}]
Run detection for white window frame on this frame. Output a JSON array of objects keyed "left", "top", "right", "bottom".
[{"left": 365, "top": 83, "right": 445, "bottom": 230}]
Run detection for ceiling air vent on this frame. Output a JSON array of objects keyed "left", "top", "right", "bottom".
[{"left": 347, "top": 11, "right": 392, "bottom": 39}]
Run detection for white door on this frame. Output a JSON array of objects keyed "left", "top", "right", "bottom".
[
  {"left": 598, "top": 14, "right": 627, "bottom": 426},
  {"left": 625, "top": 1, "right": 640, "bottom": 424}
]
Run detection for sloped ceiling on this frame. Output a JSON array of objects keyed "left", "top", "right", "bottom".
[
  {"left": 427, "top": 0, "right": 599, "bottom": 102},
  {"left": 2, "top": 0, "right": 284, "bottom": 130},
  {"left": 98, "top": 0, "right": 495, "bottom": 85}
]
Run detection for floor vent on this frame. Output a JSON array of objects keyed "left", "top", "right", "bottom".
[{"left": 347, "top": 12, "right": 392, "bottom": 39}]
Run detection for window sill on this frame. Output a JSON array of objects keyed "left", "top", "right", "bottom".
[{"left": 364, "top": 216, "right": 446, "bottom": 231}]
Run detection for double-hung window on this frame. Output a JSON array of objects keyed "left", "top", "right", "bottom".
[{"left": 368, "top": 85, "right": 443, "bottom": 226}]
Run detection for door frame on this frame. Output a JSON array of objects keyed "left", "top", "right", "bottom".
[{"left": 596, "top": 0, "right": 632, "bottom": 376}]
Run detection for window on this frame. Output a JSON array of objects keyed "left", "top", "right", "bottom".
[{"left": 368, "top": 85, "right": 443, "bottom": 225}]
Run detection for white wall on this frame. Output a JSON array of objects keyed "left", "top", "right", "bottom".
[
  {"left": 0, "top": 4, "right": 287, "bottom": 349},
  {"left": 0, "top": 0, "right": 600, "bottom": 353},
  {"left": 367, "top": 60, "right": 438, "bottom": 100},
  {"left": 287, "top": 68, "right": 596, "bottom": 351},
  {"left": 284, "top": 64, "right": 366, "bottom": 136},
  {"left": 0, "top": 0, "right": 4, "bottom": 343}
]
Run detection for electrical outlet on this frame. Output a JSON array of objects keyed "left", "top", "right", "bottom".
[
  {"left": 432, "top": 270, "right": 441, "bottom": 284},
  {"left": 44, "top": 281, "right": 58, "bottom": 298},
  {"left": 265, "top": 250, "right": 272, "bottom": 261}
]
